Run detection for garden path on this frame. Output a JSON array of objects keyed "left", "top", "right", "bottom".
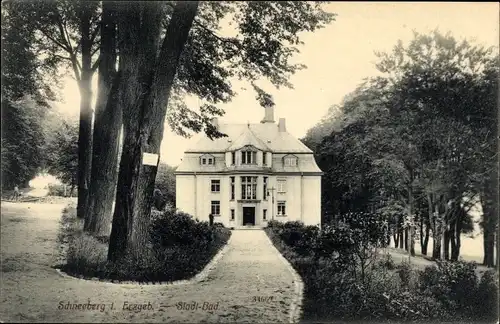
[{"left": 0, "top": 201, "right": 299, "bottom": 323}]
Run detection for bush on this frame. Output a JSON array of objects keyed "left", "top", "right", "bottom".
[
  {"left": 48, "top": 183, "right": 77, "bottom": 197},
  {"left": 418, "top": 260, "right": 478, "bottom": 313},
  {"left": 66, "top": 234, "right": 107, "bottom": 271},
  {"left": 264, "top": 220, "right": 496, "bottom": 323},
  {"left": 475, "top": 270, "right": 499, "bottom": 321},
  {"left": 60, "top": 209, "right": 231, "bottom": 282},
  {"left": 377, "top": 253, "right": 396, "bottom": 270}
]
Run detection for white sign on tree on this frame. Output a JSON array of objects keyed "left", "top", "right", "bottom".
[{"left": 142, "top": 153, "right": 159, "bottom": 166}]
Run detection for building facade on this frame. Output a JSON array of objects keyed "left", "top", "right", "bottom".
[{"left": 175, "top": 107, "right": 323, "bottom": 228}]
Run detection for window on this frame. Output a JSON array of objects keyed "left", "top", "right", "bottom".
[
  {"left": 211, "top": 179, "right": 220, "bottom": 193},
  {"left": 277, "top": 201, "right": 286, "bottom": 216},
  {"left": 230, "top": 209, "right": 235, "bottom": 221},
  {"left": 230, "top": 176, "right": 235, "bottom": 200},
  {"left": 231, "top": 152, "right": 236, "bottom": 165},
  {"left": 211, "top": 201, "right": 220, "bottom": 216},
  {"left": 277, "top": 179, "right": 286, "bottom": 193},
  {"left": 201, "top": 156, "right": 214, "bottom": 165},
  {"left": 284, "top": 156, "right": 297, "bottom": 167},
  {"left": 263, "top": 152, "right": 267, "bottom": 165},
  {"left": 263, "top": 209, "right": 267, "bottom": 220},
  {"left": 241, "top": 176, "right": 257, "bottom": 200},
  {"left": 263, "top": 177, "right": 268, "bottom": 200},
  {"left": 241, "top": 151, "right": 257, "bottom": 164}
]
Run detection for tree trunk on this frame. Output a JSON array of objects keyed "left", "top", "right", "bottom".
[
  {"left": 432, "top": 204, "right": 442, "bottom": 260},
  {"left": 420, "top": 215, "right": 424, "bottom": 251},
  {"left": 393, "top": 233, "right": 398, "bottom": 248},
  {"left": 108, "top": 1, "right": 199, "bottom": 261},
  {"left": 482, "top": 173, "right": 498, "bottom": 268},
  {"left": 422, "top": 220, "right": 430, "bottom": 255},
  {"left": 408, "top": 179, "right": 415, "bottom": 256},
  {"left": 404, "top": 228, "right": 409, "bottom": 251},
  {"left": 451, "top": 216, "right": 461, "bottom": 261},
  {"left": 399, "top": 227, "right": 404, "bottom": 249},
  {"left": 444, "top": 227, "right": 450, "bottom": 260},
  {"left": 76, "top": 5, "right": 94, "bottom": 220},
  {"left": 85, "top": 1, "right": 120, "bottom": 236}
]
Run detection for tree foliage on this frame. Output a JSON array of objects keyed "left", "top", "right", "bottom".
[
  {"left": 305, "top": 30, "right": 498, "bottom": 264},
  {"left": 44, "top": 116, "right": 79, "bottom": 188}
]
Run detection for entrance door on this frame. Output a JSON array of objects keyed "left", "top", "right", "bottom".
[{"left": 242, "top": 207, "right": 255, "bottom": 225}]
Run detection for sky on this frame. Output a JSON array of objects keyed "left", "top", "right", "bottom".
[{"left": 55, "top": 2, "right": 499, "bottom": 167}]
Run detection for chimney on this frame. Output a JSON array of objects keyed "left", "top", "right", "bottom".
[
  {"left": 210, "top": 117, "right": 219, "bottom": 130},
  {"left": 278, "top": 118, "right": 286, "bottom": 132},
  {"left": 261, "top": 106, "right": 275, "bottom": 123}
]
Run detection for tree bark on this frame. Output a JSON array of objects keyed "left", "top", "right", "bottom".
[
  {"left": 85, "top": 0, "right": 120, "bottom": 236},
  {"left": 404, "top": 228, "right": 409, "bottom": 251},
  {"left": 422, "top": 220, "right": 430, "bottom": 255},
  {"left": 399, "top": 227, "right": 404, "bottom": 249},
  {"left": 393, "top": 233, "right": 398, "bottom": 248},
  {"left": 408, "top": 178, "right": 415, "bottom": 256},
  {"left": 444, "top": 226, "right": 450, "bottom": 260},
  {"left": 76, "top": 4, "right": 94, "bottom": 220},
  {"left": 482, "top": 171, "right": 498, "bottom": 267},
  {"left": 108, "top": 1, "right": 199, "bottom": 261}
]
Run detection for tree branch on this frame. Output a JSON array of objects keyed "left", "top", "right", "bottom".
[
  {"left": 61, "top": 18, "right": 75, "bottom": 54},
  {"left": 38, "top": 27, "right": 70, "bottom": 53},
  {"left": 53, "top": 54, "right": 73, "bottom": 62},
  {"left": 192, "top": 19, "right": 242, "bottom": 49},
  {"left": 90, "top": 23, "right": 101, "bottom": 44},
  {"left": 91, "top": 45, "right": 100, "bottom": 57},
  {"left": 91, "top": 55, "right": 101, "bottom": 73}
]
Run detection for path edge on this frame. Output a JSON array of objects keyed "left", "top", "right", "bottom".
[
  {"left": 263, "top": 231, "right": 304, "bottom": 324},
  {"left": 55, "top": 234, "right": 233, "bottom": 287}
]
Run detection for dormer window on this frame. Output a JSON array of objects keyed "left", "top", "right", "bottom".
[
  {"left": 284, "top": 155, "right": 297, "bottom": 167},
  {"left": 241, "top": 151, "right": 257, "bottom": 164},
  {"left": 200, "top": 154, "right": 215, "bottom": 165}
]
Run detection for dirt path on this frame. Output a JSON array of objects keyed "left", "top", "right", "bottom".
[{"left": 0, "top": 202, "right": 299, "bottom": 323}]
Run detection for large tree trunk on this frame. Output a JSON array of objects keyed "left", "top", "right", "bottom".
[
  {"left": 85, "top": 1, "right": 120, "bottom": 236},
  {"left": 431, "top": 204, "right": 442, "bottom": 260},
  {"left": 108, "top": 1, "right": 199, "bottom": 261},
  {"left": 76, "top": 5, "right": 94, "bottom": 220}
]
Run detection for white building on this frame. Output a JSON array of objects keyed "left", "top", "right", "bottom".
[{"left": 175, "top": 106, "right": 323, "bottom": 228}]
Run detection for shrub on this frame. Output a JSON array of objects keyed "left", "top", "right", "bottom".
[
  {"left": 475, "top": 270, "right": 499, "bottom": 320},
  {"left": 266, "top": 220, "right": 283, "bottom": 229},
  {"left": 48, "top": 183, "right": 77, "bottom": 197},
  {"left": 66, "top": 234, "right": 107, "bottom": 271},
  {"left": 396, "top": 260, "right": 414, "bottom": 288},
  {"left": 61, "top": 209, "right": 231, "bottom": 283},
  {"left": 377, "top": 253, "right": 396, "bottom": 270},
  {"left": 264, "top": 220, "right": 484, "bottom": 323},
  {"left": 150, "top": 210, "right": 212, "bottom": 249},
  {"left": 418, "top": 260, "right": 479, "bottom": 316}
]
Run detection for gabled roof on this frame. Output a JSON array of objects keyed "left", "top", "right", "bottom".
[
  {"left": 227, "top": 125, "right": 270, "bottom": 151},
  {"left": 185, "top": 122, "right": 312, "bottom": 153}
]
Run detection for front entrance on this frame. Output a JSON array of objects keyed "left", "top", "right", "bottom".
[{"left": 242, "top": 207, "right": 255, "bottom": 226}]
